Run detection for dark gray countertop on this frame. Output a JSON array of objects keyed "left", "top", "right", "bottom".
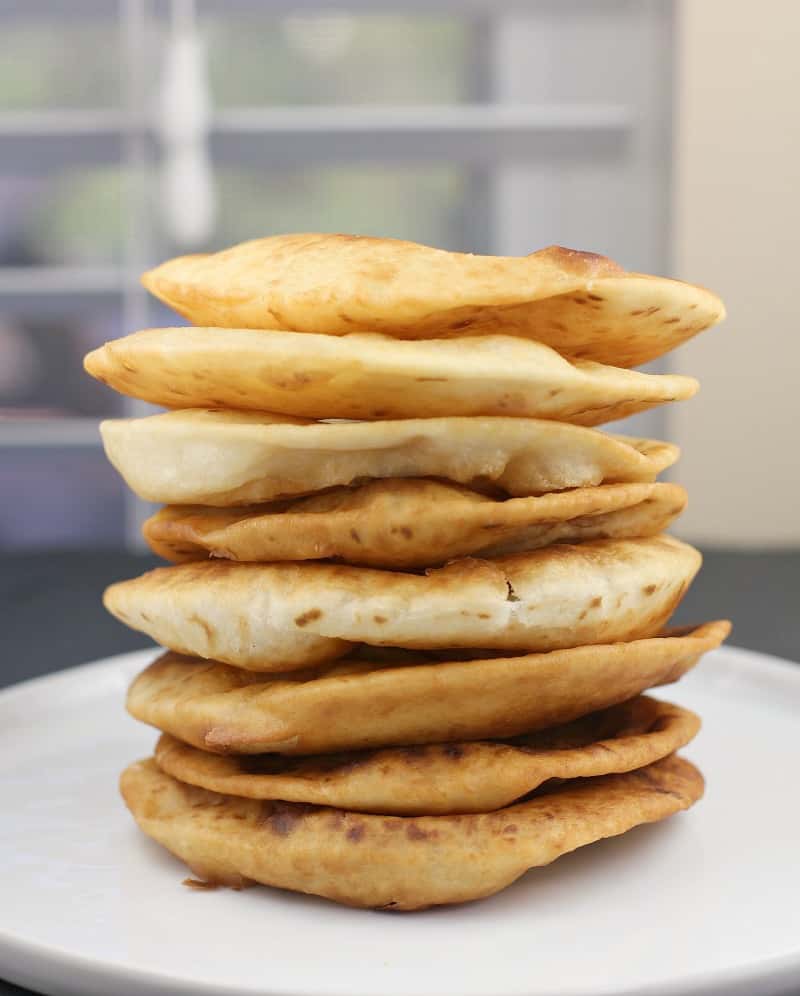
[{"left": 1, "top": 549, "right": 797, "bottom": 995}]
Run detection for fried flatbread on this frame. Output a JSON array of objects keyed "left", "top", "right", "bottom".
[
  {"left": 120, "top": 753, "right": 704, "bottom": 909},
  {"left": 126, "top": 621, "right": 730, "bottom": 754},
  {"left": 99, "top": 409, "right": 679, "bottom": 506},
  {"left": 153, "top": 695, "right": 699, "bottom": 815},
  {"left": 142, "top": 480, "right": 687, "bottom": 568},
  {"left": 105, "top": 536, "right": 702, "bottom": 671},
  {"left": 84, "top": 328, "right": 697, "bottom": 423},
  {"left": 140, "top": 234, "right": 724, "bottom": 367}
]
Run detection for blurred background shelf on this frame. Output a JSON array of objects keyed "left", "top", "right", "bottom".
[
  {"left": 0, "top": 0, "right": 795, "bottom": 558},
  {"left": 0, "top": 416, "right": 101, "bottom": 447}
]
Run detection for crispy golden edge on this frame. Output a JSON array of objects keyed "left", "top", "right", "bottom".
[
  {"left": 126, "top": 620, "right": 731, "bottom": 755},
  {"left": 152, "top": 695, "right": 700, "bottom": 815},
  {"left": 141, "top": 480, "right": 689, "bottom": 568}
]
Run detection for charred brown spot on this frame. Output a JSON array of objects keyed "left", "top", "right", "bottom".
[
  {"left": 586, "top": 293, "right": 604, "bottom": 302},
  {"left": 443, "top": 744, "right": 465, "bottom": 760},
  {"left": 349, "top": 528, "right": 362, "bottom": 544},
  {"left": 415, "top": 377, "right": 448, "bottom": 382},
  {"left": 373, "top": 614, "right": 388, "bottom": 624},
  {"left": 590, "top": 596, "right": 603, "bottom": 608},
  {"left": 449, "top": 319, "right": 473, "bottom": 331},
  {"left": 294, "top": 608, "right": 322, "bottom": 627},
  {"left": 262, "top": 805, "right": 304, "bottom": 837},
  {"left": 503, "top": 824, "right": 518, "bottom": 834},
  {"left": 663, "top": 317, "right": 681, "bottom": 324},
  {"left": 643, "top": 583, "right": 658, "bottom": 595},
  {"left": 347, "top": 823, "right": 365, "bottom": 842},
  {"left": 406, "top": 824, "right": 430, "bottom": 841}
]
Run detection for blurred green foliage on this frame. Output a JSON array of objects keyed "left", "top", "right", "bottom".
[
  {"left": 207, "top": 14, "right": 470, "bottom": 106},
  {"left": 4, "top": 12, "right": 471, "bottom": 264},
  {"left": 207, "top": 166, "right": 467, "bottom": 252},
  {"left": 0, "top": 20, "right": 121, "bottom": 109}
]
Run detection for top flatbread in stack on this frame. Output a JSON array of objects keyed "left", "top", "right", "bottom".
[{"left": 140, "top": 234, "right": 724, "bottom": 368}]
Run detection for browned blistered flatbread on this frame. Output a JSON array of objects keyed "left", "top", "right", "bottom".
[
  {"left": 143, "top": 479, "right": 687, "bottom": 569},
  {"left": 84, "top": 327, "right": 697, "bottom": 423},
  {"left": 99, "top": 409, "right": 679, "bottom": 507},
  {"left": 120, "top": 753, "right": 704, "bottom": 909},
  {"left": 105, "top": 536, "right": 702, "bottom": 672},
  {"left": 126, "top": 621, "right": 729, "bottom": 754},
  {"left": 153, "top": 695, "right": 699, "bottom": 815},
  {"left": 140, "top": 234, "right": 724, "bottom": 368}
]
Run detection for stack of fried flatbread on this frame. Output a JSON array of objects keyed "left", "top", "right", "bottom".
[{"left": 85, "top": 234, "right": 730, "bottom": 910}]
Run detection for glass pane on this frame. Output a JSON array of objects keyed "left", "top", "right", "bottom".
[
  {"left": 206, "top": 14, "right": 473, "bottom": 107},
  {"left": 158, "top": 166, "right": 472, "bottom": 255},
  {"left": 0, "top": 309, "right": 125, "bottom": 418},
  {"left": 0, "top": 169, "right": 124, "bottom": 267},
  {"left": 0, "top": 447, "right": 125, "bottom": 550},
  {"left": 0, "top": 15, "right": 121, "bottom": 110}
]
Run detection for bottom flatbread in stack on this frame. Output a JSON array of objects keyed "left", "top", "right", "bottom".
[{"left": 122, "top": 753, "right": 704, "bottom": 910}]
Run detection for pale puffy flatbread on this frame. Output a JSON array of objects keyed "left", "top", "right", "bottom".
[
  {"left": 120, "top": 754, "right": 704, "bottom": 909},
  {"left": 99, "top": 409, "right": 679, "bottom": 506},
  {"left": 105, "top": 536, "right": 702, "bottom": 671},
  {"left": 84, "top": 327, "right": 697, "bottom": 424},
  {"left": 141, "top": 234, "right": 724, "bottom": 368},
  {"left": 126, "top": 621, "right": 730, "bottom": 754},
  {"left": 153, "top": 695, "right": 700, "bottom": 815},
  {"left": 143, "top": 480, "right": 687, "bottom": 568}
]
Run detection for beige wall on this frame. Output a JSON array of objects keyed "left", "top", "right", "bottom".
[{"left": 669, "top": 0, "right": 799, "bottom": 547}]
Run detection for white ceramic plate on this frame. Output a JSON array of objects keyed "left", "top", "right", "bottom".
[{"left": 0, "top": 644, "right": 799, "bottom": 996}]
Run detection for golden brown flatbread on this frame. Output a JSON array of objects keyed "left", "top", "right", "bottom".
[
  {"left": 105, "top": 536, "right": 702, "bottom": 671},
  {"left": 143, "top": 480, "right": 687, "bottom": 568},
  {"left": 84, "top": 327, "right": 697, "bottom": 423},
  {"left": 140, "top": 234, "right": 724, "bottom": 368},
  {"left": 126, "top": 621, "right": 729, "bottom": 754},
  {"left": 153, "top": 696, "right": 699, "bottom": 815},
  {"left": 99, "top": 409, "right": 679, "bottom": 506},
  {"left": 120, "top": 753, "right": 704, "bottom": 909}
]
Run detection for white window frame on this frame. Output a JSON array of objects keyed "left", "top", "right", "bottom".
[{"left": 0, "top": 0, "right": 674, "bottom": 548}]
